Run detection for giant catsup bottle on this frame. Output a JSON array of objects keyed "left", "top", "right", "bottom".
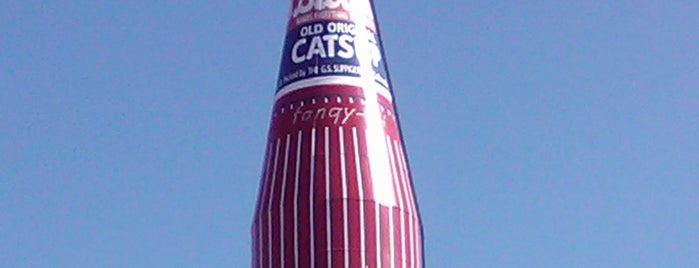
[{"left": 252, "top": 1, "right": 423, "bottom": 267}]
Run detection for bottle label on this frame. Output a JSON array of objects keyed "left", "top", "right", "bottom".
[{"left": 277, "top": 0, "right": 389, "bottom": 96}]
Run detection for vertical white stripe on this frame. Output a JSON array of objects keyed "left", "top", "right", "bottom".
[
  {"left": 258, "top": 142, "right": 273, "bottom": 268},
  {"left": 396, "top": 144, "right": 418, "bottom": 268},
  {"left": 389, "top": 210, "right": 395, "bottom": 268},
  {"left": 375, "top": 203, "right": 382, "bottom": 268},
  {"left": 339, "top": 127, "right": 349, "bottom": 268},
  {"left": 416, "top": 229, "right": 421, "bottom": 268},
  {"left": 256, "top": 143, "right": 274, "bottom": 268},
  {"left": 325, "top": 127, "right": 332, "bottom": 268},
  {"left": 352, "top": 128, "right": 366, "bottom": 268},
  {"left": 396, "top": 140, "right": 415, "bottom": 268},
  {"left": 294, "top": 131, "right": 303, "bottom": 268},
  {"left": 398, "top": 141, "right": 410, "bottom": 268},
  {"left": 310, "top": 128, "right": 317, "bottom": 268},
  {"left": 280, "top": 134, "right": 292, "bottom": 268},
  {"left": 386, "top": 138, "right": 405, "bottom": 268},
  {"left": 268, "top": 139, "right": 282, "bottom": 268}
]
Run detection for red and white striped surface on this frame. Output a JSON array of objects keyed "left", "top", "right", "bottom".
[{"left": 252, "top": 86, "right": 422, "bottom": 268}]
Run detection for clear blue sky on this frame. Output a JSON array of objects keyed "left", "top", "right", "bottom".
[{"left": 2, "top": 1, "right": 698, "bottom": 267}]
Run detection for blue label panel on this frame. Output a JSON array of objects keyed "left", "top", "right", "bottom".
[{"left": 277, "top": 20, "right": 389, "bottom": 92}]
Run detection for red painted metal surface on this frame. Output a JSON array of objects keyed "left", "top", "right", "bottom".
[{"left": 252, "top": 2, "right": 423, "bottom": 267}]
